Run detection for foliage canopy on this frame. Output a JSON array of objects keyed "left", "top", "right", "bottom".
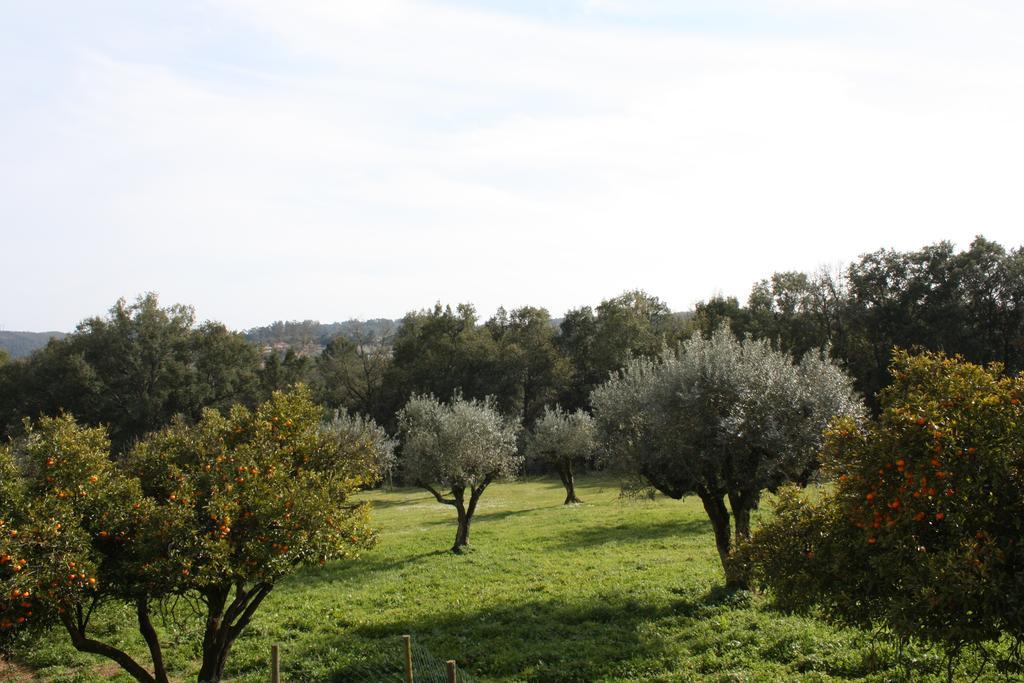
[
  {"left": 399, "top": 394, "right": 521, "bottom": 552},
  {"left": 746, "top": 351, "right": 1024, "bottom": 674},
  {"left": 0, "top": 386, "right": 380, "bottom": 683},
  {"left": 592, "top": 326, "right": 862, "bottom": 585}
]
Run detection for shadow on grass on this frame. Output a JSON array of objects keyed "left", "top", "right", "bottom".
[
  {"left": 312, "top": 596, "right": 691, "bottom": 682},
  {"left": 469, "top": 506, "right": 549, "bottom": 523},
  {"left": 670, "top": 584, "right": 755, "bottom": 618},
  {"left": 551, "top": 518, "right": 709, "bottom": 551},
  {"left": 286, "top": 549, "right": 453, "bottom": 588},
  {"left": 302, "top": 590, "right": 909, "bottom": 683},
  {"left": 365, "top": 492, "right": 436, "bottom": 509}
]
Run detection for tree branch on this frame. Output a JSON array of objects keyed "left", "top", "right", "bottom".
[
  {"left": 228, "top": 583, "right": 273, "bottom": 637},
  {"left": 60, "top": 610, "right": 156, "bottom": 683},
  {"left": 421, "top": 483, "right": 457, "bottom": 506},
  {"left": 136, "top": 600, "right": 170, "bottom": 683},
  {"left": 222, "top": 582, "right": 251, "bottom": 626}
]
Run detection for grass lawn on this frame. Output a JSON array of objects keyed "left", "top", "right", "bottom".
[{"left": 11, "top": 476, "right": 996, "bottom": 681}]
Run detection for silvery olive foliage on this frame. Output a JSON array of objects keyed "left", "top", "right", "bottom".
[
  {"left": 526, "top": 407, "right": 596, "bottom": 504},
  {"left": 527, "top": 407, "right": 596, "bottom": 467},
  {"left": 398, "top": 394, "right": 521, "bottom": 551},
  {"left": 323, "top": 409, "right": 397, "bottom": 481},
  {"left": 399, "top": 394, "right": 521, "bottom": 489},
  {"left": 591, "top": 325, "right": 863, "bottom": 585}
]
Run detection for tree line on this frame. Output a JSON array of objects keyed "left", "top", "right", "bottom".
[{"left": 2, "top": 235, "right": 1021, "bottom": 452}]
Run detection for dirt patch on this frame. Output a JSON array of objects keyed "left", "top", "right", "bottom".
[
  {"left": 93, "top": 662, "right": 123, "bottom": 679},
  {"left": 0, "top": 658, "right": 36, "bottom": 682}
]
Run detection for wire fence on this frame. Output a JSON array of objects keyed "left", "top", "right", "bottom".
[{"left": 269, "top": 636, "right": 477, "bottom": 682}]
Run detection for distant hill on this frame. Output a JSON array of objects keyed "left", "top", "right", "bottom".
[
  {"left": 243, "top": 319, "right": 399, "bottom": 355},
  {"left": 4, "top": 311, "right": 696, "bottom": 361},
  {"left": 0, "top": 331, "right": 67, "bottom": 359}
]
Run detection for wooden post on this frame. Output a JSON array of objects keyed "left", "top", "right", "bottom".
[
  {"left": 446, "top": 659, "right": 457, "bottom": 683},
  {"left": 403, "top": 635, "right": 414, "bottom": 683},
  {"left": 270, "top": 643, "right": 280, "bottom": 683}
]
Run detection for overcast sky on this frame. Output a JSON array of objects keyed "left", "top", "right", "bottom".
[{"left": 2, "top": 1, "right": 1023, "bottom": 332}]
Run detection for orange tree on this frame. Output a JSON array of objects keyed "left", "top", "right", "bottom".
[
  {"left": 0, "top": 386, "right": 380, "bottom": 683},
  {"left": 745, "top": 350, "right": 1024, "bottom": 675}
]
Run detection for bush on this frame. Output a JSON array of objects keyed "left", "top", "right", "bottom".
[{"left": 747, "top": 350, "right": 1024, "bottom": 672}]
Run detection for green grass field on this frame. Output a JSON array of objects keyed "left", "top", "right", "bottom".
[{"left": 11, "top": 476, "right": 996, "bottom": 681}]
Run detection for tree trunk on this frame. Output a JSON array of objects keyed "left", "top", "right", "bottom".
[
  {"left": 453, "top": 503, "right": 471, "bottom": 552},
  {"left": 451, "top": 486, "right": 469, "bottom": 553},
  {"left": 451, "top": 480, "right": 491, "bottom": 553},
  {"left": 197, "top": 583, "right": 273, "bottom": 682},
  {"left": 198, "top": 586, "right": 229, "bottom": 683},
  {"left": 727, "top": 490, "right": 756, "bottom": 589},
  {"left": 136, "top": 600, "right": 169, "bottom": 683},
  {"left": 698, "top": 488, "right": 746, "bottom": 588},
  {"left": 728, "top": 490, "right": 753, "bottom": 545},
  {"left": 559, "top": 462, "right": 582, "bottom": 505}
]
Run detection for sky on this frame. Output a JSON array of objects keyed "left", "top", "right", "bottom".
[{"left": 2, "top": 1, "right": 1023, "bottom": 332}]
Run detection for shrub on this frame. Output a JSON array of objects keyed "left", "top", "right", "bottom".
[{"left": 747, "top": 350, "right": 1024, "bottom": 674}]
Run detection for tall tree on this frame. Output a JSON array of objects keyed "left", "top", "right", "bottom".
[
  {"left": 381, "top": 303, "right": 504, "bottom": 428},
  {"left": 0, "top": 294, "right": 262, "bottom": 452},
  {"left": 258, "top": 348, "right": 314, "bottom": 397},
  {"left": 558, "top": 290, "right": 682, "bottom": 411},
  {"left": 555, "top": 306, "right": 598, "bottom": 412},
  {"left": 484, "top": 307, "right": 569, "bottom": 427},
  {"left": 843, "top": 242, "right": 962, "bottom": 403},
  {"left": 315, "top": 323, "right": 394, "bottom": 420},
  {"left": 592, "top": 326, "right": 862, "bottom": 586},
  {"left": 745, "top": 270, "right": 845, "bottom": 358},
  {"left": 693, "top": 295, "right": 753, "bottom": 340},
  {"left": 693, "top": 237, "right": 1024, "bottom": 411},
  {"left": 952, "top": 237, "right": 1024, "bottom": 371}
]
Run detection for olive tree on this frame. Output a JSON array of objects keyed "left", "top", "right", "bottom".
[
  {"left": 525, "top": 406, "right": 596, "bottom": 504},
  {"left": 323, "top": 408, "right": 398, "bottom": 485},
  {"left": 398, "top": 394, "right": 521, "bottom": 552},
  {"left": 591, "top": 326, "right": 862, "bottom": 586},
  {"left": 0, "top": 386, "right": 380, "bottom": 683}
]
